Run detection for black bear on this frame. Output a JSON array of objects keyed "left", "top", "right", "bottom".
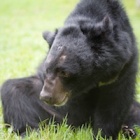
[{"left": 1, "top": 0, "right": 140, "bottom": 139}]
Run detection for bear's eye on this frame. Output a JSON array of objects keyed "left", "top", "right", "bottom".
[{"left": 57, "top": 70, "right": 70, "bottom": 78}]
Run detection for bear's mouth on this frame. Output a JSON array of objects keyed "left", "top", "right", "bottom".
[
  {"left": 43, "top": 92, "right": 70, "bottom": 107},
  {"left": 54, "top": 94, "right": 69, "bottom": 107}
]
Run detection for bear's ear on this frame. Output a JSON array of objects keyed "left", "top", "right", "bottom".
[
  {"left": 80, "top": 15, "right": 113, "bottom": 38},
  {"left": 42, "top": 29, "right": 58, "bottom": 47},
  {"left": 102, "top": 15, "right": 113, "bottom": 33},
  {"left": 94, "top": 15, "right": 113, "bottom": 36}
]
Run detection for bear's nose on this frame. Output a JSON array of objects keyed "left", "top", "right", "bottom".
[{"left": 40, "top": 90, "right": 54, "bottom": 105}]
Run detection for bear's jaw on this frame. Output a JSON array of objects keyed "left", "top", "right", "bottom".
[{"left": 54, "top": 93, "right": 69, "bottom": 107}]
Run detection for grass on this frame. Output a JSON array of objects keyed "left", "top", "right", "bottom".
[{"left": 0, "top": 0, "right": 140, "bottom": 139}]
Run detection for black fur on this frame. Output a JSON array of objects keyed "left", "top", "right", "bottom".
[{"left": 1, "top": 0, "right": 139, "bottom": 139}]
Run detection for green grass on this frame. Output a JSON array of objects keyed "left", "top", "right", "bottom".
[{"left": 0, "top": 0, "right": 140, "bottom": 139}]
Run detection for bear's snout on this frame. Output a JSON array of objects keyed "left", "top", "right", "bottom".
[{"left": 40, "top": 75, "right": 70, "bottom": 106}]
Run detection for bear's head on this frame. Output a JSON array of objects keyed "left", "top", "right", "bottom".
[{"left": 40, "top": 16, "right": 132, "bottom": 106}]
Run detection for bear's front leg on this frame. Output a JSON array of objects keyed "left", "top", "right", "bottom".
[
  {"left": 92, "top": 91, "right": 133, "bottom": 140},
  {"left": 93, "top": 110, "right": 122, "bottom": 139}
]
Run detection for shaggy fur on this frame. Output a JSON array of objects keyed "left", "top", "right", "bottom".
[{"left": 1, "top": 0, "right": 140, "bottom": 139}]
